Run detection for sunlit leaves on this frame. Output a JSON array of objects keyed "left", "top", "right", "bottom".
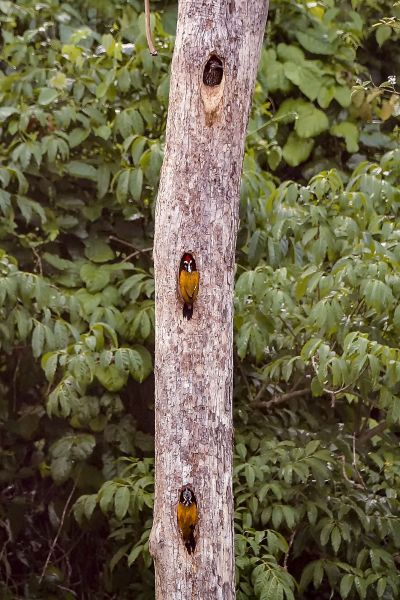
[
  {"left": 251, "top": 2, "right": 398, "bottom": 170},
  {"left": 282, "top": 132, "right": 315, "bottom": 166}
]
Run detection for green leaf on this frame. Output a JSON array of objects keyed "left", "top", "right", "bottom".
[
  {"left": 333, "top": 86, "right": 351, "bottom": 107},
  {"left": 118, "top": 67, "right": 131, "bottom": 92},
  {"left": 129, "top": 168, "right": 143, "bottom": 201},
  {"left": 267, "top": 145, "right": 282, "bottom": 171},
  {"left": 0, "top": 189, "right": 11, "bottom": 215},
  {"left": 109, "top": 543, "right": 131, "bottom": 572},
  {"left": 307, "top": 503, "right": 318, "bottom": 525},
  {"left": 80, "top": 263, "right": 110, "bottom": 292},
  {"left": 295, "top": 107, "right": 329, "bottom": 138},
  {"left": 32, "top": 322, "right": 46, "bottom": 358},
  {"left": 236, "top": 443, "right": 247, "bottom": 461},
  {"left": 331, "top": 526, "right": 341, "bottom": 553},
  {"left": 114, "top": 486, "right": 130, "bottom": 520},
  {"left": 331, "top": 122, "right": 359, "bottom": 152},
  {"left": 376, "top": 25, "right": 392, "bottom": 47},
  {"left": 282, "top": 132, "right": 314, "bottom": 167},
  {"left": 84, "top": 239, "right": 115, "bottom": 263},
  {"left": 41, "top": 352, "right": 58, "bottom": 382},
  {"left": 248, "top": 230, "right": 267, "bottom": 266},
  {"left": 51, "top": 455, "right": 72, "bottom": 484},
  {"left": 65, "top": 161, "right": 97, "bottom": 180},
  {"left": 283, "top": 60, "right": 324, "bottom": 101},
  {"left": 394, "top": 305, "right": 400, "bottom": 330},
  {"left": 95, "top": 364, "right": 128, "bottom": 392},
  {"left": 97, "top": 164, "right": 111, "bottom": 199},
  {"left": 245, "top": 464, "right": 255, "bottom": 488},
  {"left": 377, "top": 577, "right": 387, "bottom": 598},
  {"left": 99, "top": 482, "right": 117, "bottom": 513},
  {"left": 38, "top": 88, "right": 59, "bottom": 105},
  {"left": 301, "top": 337, "right": 323, "bottom": 360},
  {"left": 340, "top": 574, "right": 354, "bottom": 599},
  {"left": 127, "top": 544, "right": 143, "bottom": 566},
  {"left": 275, "top": 98, "right": 300, "bottom": 124},
  {"left": 68, "top": 128, "right": 90, "bottom": 148},
  {"left": 83, "top": 495, "right": 97, "bottom": 520},
  {"left": 296, "top": 29, "right": 335, "bottom": 55},
  {"left": 318, "top": 86, "right": 335, "bottom": 108},
  {"left": 320, "top": 521, "right": 334, "bottom": 546},
  {"left": 49, "top": 71, "right": 67, "bottom": 89},
  {"left": 116, "top": 170, "right": 130, "bottom": 203},
  {"left": 71, "top": 434, "right": 96, "bottom": 460},
  {"left": 0, "top": 106, "right": 18, "bottom": 121},
  {"left": 313, "top": 560, "right": 324, "bottom": 589},
  {"left": 129, "top": 346, "right": 153, "bottom": 382},
  {"left": 94, "top": 125, "right": 111, "bottom": 140},
  {"left": 354, "top": 576, "right": 367, "bottom": 600},
  {"left": 131, "top": 137, "right": 147, "bottom": 165}
]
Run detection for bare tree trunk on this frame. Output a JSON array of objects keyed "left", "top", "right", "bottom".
[{"left": 149, "top": 2, "right": 269, "bottom": 598}]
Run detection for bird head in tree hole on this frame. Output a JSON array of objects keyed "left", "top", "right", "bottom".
[
  {"left": 177, "top": 486, "right": 197, "bottom": 554},
  {"left": 179, "top": 253, "right": 199, "bottom": 320},
  {"left": 203, "top": 55, "right": 224, "bottom": 86}
]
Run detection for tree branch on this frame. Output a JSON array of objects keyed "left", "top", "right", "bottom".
[
  {"left": 144, "top": 0, "right": 157, "bottom": 56},
  {"left": 252, "top": 387, "right": 310, "bottom": 409},
  {"left": 357, "top": 421, "right": 387, "bottom": 445},
  {"left": 39, "top": 475, "right": 79, "bottom": 584},
  {"left": 283, "top": 528, "right": 296, "bottom": 570}
]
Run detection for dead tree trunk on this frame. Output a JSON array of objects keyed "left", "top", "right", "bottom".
[{"left": 150, "top": 2, "right": 269, "bottom": 598}]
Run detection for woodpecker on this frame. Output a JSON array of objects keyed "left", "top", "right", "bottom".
[
  {"left": 177, "top": 486, "right": 197, "bottom": 554},
  {"left": 179, "top": 253, "right": 199, "bottom": 320},
  {"left": 203, "top": 56, "right": 223, "bottom": 86}
]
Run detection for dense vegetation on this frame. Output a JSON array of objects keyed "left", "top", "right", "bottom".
[{"left": 0, "top": 0, "right": 399, "bottom": 598}]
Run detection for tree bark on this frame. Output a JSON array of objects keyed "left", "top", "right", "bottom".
[{"left": 150, "top": 2, "right": 269, "bottom": 599}]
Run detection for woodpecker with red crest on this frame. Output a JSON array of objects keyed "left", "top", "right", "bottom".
[
  {"left": 179, "top": 253, "right": 199, "bottom": 320},
  {"left": 177, "top": 486, "right": 197, "bottom": 554}
]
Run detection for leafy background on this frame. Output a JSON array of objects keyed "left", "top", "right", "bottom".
[{"left": 0, "top": 0, "right": 399, "bottom": 598}]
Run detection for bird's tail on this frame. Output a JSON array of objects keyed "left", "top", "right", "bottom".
[
  {"left": 183, "top": 303, "right": 193, "bottom": 320},
  {"left": 185, "top": 532, "right": 196, "bottom": 554}
]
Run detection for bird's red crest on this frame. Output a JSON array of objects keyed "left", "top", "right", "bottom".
[{"left": 180, "top": 253, "right": 197, "bottom": 272}]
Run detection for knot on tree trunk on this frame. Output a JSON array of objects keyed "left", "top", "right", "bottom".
[{"left": 149, "top": 520, "right": 164, "bottom": 559}]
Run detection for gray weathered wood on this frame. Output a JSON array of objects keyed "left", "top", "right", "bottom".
[{"left": 150, "top": 2, "right": 269, "bottom": 598}]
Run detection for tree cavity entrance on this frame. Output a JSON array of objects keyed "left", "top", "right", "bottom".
[
  {"left": 203, "top": 55, "right": 223, "bottom": 87},
  {"left": 177, "top": 485, "right": 197, "bottom": 555}
]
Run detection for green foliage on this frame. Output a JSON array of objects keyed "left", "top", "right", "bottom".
[
  {"left": 248, "top": 0, "right": 400, "bottom": 176},
  {"left": 234, "top": 149, "right": 400, "bottom": 599},
  {"left": 0, "top": 0, "right": 161, "bottom": 596},
  {"left": 0, "top": 0, "right": 399, "bottom": 599},
  {"left": 73, "top": 458, "right": 154, "bottom": 577}
]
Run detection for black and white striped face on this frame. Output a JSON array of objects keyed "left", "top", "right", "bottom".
[
  {"left": 181, "top": 487, "right": 194, "bottom": 506},
  {"left": 183, "top": 259, "right": 192, "bottom": 272}
]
